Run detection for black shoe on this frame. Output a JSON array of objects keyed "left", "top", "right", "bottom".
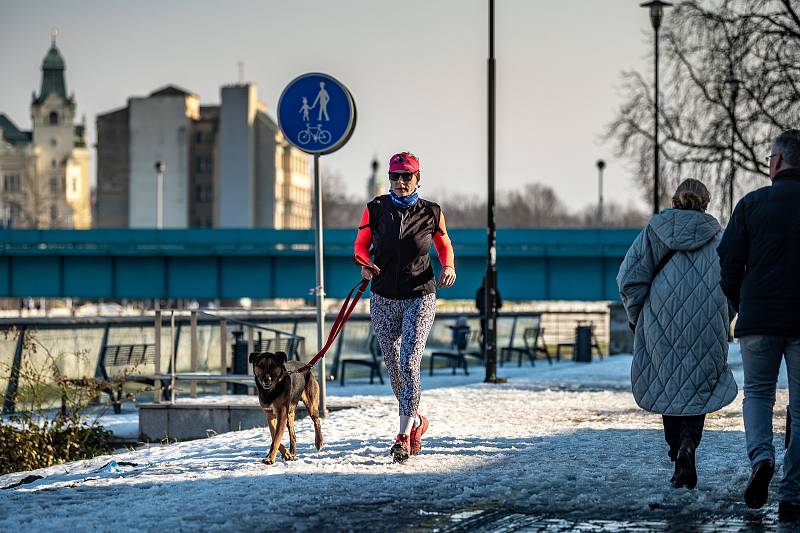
[
  {"left": 670, "top": 461, "right": 685, "bottom": 489},
  {"left": 675, "top": 445, "right": 697, "bottom": 490},
  {"left": 779, "top": 501, "right": 800, "bottom": 522},
  {"left": 745, "top": 459, "right": 775, "bottom": 509}
]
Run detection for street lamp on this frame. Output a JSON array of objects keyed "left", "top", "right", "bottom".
[
  {"left": 154, "top": 161, "right": 165, "bottom": 229},
  {"left": 484, "top": 0, "right": 503, "bottom": 384},
  {"left": 725, "top": 69, "right": 741, "bottom": 219},
  {"left": 640, "top": 0, "right": 672, "bottom": 215},
  {"left": 596, "top": 159, "right": 606, "bottom": 228}
]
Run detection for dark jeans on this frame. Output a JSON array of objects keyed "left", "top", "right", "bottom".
[{"left": 662, "top": 414, "right": 706, "bottom": 460}]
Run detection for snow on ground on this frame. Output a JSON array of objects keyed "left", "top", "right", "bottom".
[{"left": 0, "top": 344, "right": 792, "bottom": 531}]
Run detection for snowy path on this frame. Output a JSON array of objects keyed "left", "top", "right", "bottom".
[{"left": 0, "top": 345, "right": 792, "bottom": 531}]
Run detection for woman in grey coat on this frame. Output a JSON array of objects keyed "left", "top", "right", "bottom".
[{"left": 617, "top": 179, "right": 737, "bottom": 489}]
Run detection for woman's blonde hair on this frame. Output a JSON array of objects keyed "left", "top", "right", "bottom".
[{"left": 672, "top": 179, "right": 711, "bottom": 211}]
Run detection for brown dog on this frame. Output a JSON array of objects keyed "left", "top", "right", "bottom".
[{"left": 249, "top": 351, "right": 323, "bottom": 464}]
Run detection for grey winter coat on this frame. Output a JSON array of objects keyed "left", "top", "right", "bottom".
[{"left": 616, "top": 209, "right": 737, "bottom": 415}]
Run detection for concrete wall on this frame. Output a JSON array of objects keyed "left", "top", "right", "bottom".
[
  {"left": 95, "top": 107, "right": 129, "bottom": 228},
  {"left": 218, "top": 85, "right": 256, "bottom": 228},
  {"left": 129, "top": 95, "right": 196, "bottom": 228}
]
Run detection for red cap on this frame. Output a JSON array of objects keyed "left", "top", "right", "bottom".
[{"left": 389, "top": 152, "right": 419, "bottom": 173}]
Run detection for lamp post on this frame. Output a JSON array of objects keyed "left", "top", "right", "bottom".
[
  {"left": 596, "top": 160, "right": 606, "bottom": 227},
  {"left": 640, "top": 1, "right": 672, "bottom": 215},
  {"left": 154, "top": 161, "right": 165, "bottom": 229},
  {"left": 725, "top": 69, "right": 741, "bottom": 220},
  {"left": 484, "top": 0, "right": 503, "bottom": 384}
]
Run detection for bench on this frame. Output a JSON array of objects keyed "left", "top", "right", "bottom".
[
  {"left": 501, "top": 326, "right": 552, "bottom": 366},
  {"left": 430, "top": 327, "right": 483, "bottom": 376},
  {"left": 338, "top": 331, "right": 384, "bottom": 386},
  {"left": 97, "top": 343, "right": 160, "bottom": 412}
]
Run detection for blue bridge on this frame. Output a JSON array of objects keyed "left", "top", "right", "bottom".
[{"left": 0, "top": 228, "right": 638, "bottom": 301}]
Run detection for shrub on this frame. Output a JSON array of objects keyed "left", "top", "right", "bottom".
[{"left": 0, "top": 413, "right": 113, "bottom": 475}]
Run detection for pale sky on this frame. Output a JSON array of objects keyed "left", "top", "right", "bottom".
[{"left": 0, "top": 0, "right": 653, "bottom": 213}]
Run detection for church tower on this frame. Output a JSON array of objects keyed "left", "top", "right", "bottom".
[
  {"left": 366, "top": 156, "right": 384, "bottom": 200},
  {"left": 29, "top": 33, "right": 91, "bottom": 228}
]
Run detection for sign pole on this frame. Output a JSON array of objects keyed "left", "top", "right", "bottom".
[
  {"left": 313, "top": 153, "right": 327, "bottom": 417},
  {"left": 277, "top": 72, "right": 356, "bottom": 416}
]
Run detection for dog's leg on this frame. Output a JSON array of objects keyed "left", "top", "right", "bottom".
[
  {"left": 303, "top": 377, "right": 324, "bottom": 451},
  {"left": 263, "top": 408, "right": 288, "bottom": 464},
  {"left": 287, "top": 407, "right": 298, "bottom": 459},
  {"left": 264, "top": 406, "right": 289, "bottom": 465}
]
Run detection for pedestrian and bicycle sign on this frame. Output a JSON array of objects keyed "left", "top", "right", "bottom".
[
  {"left": 278, "top": 73, "right": 357, "bottom": 155},
  {"left": 277, "top": 72, "right": 357, "bottom": 415}
]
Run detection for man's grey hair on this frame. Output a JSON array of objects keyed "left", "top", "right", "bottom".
[{"left": 774, "top": 129, "right": 800, "bottom": 168}]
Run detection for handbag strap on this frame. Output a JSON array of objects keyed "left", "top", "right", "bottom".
[{"left": 653, "top": 249, "right": 678, "bottom": 279}]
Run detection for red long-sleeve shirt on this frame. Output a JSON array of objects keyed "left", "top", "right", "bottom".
[
  {"left": 354, "top": 197, "right": 455, "bottom": 299},
  {"left": 354, "top": 207, "right": 454, "bottom": 269}
]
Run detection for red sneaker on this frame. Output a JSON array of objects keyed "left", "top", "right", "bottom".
[
  {"left": 409, "top": 414, "right": 429, "bottom": 455},
  {"left": 391, "top": 433, "right": 411, "bottom": 463}
]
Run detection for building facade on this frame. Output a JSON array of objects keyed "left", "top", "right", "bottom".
[
  {"left": 0, "top": 36, "right": 92, "bottom": 228},
  {"left": 95, "top": 83, "right": 311, "bottom": 229}
]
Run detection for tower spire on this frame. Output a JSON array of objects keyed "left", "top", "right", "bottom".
[{"left": 51, "top": 28, "right": 58, "bottom": 47}]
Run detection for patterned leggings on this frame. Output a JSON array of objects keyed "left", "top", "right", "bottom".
[{"left": 371, "top": 292, "right": 437, "bottom": 416}]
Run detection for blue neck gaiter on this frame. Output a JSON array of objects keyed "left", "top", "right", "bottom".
[{"left": 390, "top": 189, "right": 419, "bottom": 209}]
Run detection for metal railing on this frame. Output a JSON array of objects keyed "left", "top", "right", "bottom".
[{"left": 1, "top": 306, "right": 611, "bottom": 412}]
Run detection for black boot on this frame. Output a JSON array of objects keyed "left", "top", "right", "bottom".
[
  {"left": 779, "top": 501, "right": 800, "bottom": 522},
  {"left": 675, "top": 439, "right": 698, "bottom": 490},
  {"left": 745, "top": 459, "right": 775, "bottom": 509},
  {"left": 670, "top": 460, "right": 684, "bottom": 488}
]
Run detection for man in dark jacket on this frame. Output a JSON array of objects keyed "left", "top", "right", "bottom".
[{"left": 718, "top": 129, "right": 800, "bottom": 521}]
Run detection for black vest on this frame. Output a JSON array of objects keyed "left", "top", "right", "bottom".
[{"left": 367, "top": 195, "right": 441, "bottom": 300}]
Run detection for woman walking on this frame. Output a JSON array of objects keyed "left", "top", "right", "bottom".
[
  {"left": 617, "top": 179, "right": 737, "bottom": 489},
  {"left": 353, "top": 151, "right": 456, "bottom": 463}
]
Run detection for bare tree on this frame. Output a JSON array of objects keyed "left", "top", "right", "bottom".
[
  {"left": 2, "top": 158, "right": 54, "bottom": 229},
  {"left": 322, "top": 176, "right": 647, "bottom": 229},
  {"left": 498, "top": 183, "right": 575, "bottom": 228},
  {"left": 321, "top": 172, "right": 362, "bottom": 228},
  {"left": 439, "top": 193, "right": 486, "bottom": 228},
  {"left": 577, "top": 202, "right": 650, "bottom": 228},
  {"left": 608, "top": 0, "right": 800, "bottom": 217}
]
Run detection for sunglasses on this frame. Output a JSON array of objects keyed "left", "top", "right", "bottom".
[{"left": 388, "top": 171, "right": 418, "bottom": 182}]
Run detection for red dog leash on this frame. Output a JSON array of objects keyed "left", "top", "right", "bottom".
[{"left": 290, "top": 277, "right": 370, "bottom": 375}]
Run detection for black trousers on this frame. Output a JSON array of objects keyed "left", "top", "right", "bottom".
[{"left": 662, "top": 414, "right": 706, "bottom": 460}]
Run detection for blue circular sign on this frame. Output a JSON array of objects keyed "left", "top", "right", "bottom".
[{"left": 277, "top": 73, "right": 356, "bottom": 155}]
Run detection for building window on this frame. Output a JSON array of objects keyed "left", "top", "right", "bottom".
[
  {"left": 205, "top": 158, "right": 213, "bottom": 172},
  {"left": 8, "top": 202, "right": 21, "bottom": 222},
  {"left": 50, "top": 205, "right": 58, "bottom": 223},
  {"left": 50, "top": 138, "right": 57, "bottom": 147},
  {"left": 49, "top": 112, "right": 59, "bottom": 125},
  {"left": 195, "top": 157, "right": 204, "bottom": 173},
  {"left": 3, "top": 175, "right": 21, "bottom": 193},
  {"left": 195, "top": 184, "right": 213, "bottom": 203},
  {"left": 49, "top": 177, "right": 59, "bottom": 193},
  {"left": 51, "top": 159, "right": 57, "bottom": 169},
  {"left": 194, "top": 132, "right": 204, "bottom": 144}
]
